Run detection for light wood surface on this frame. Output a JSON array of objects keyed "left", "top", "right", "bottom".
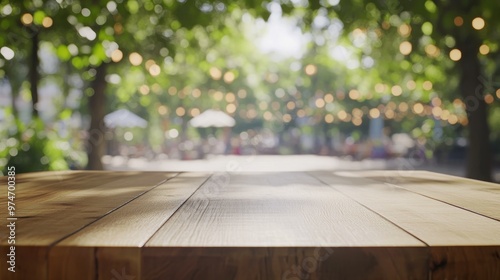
[
  {"left": 1, "top": 170, "right": 499, "bottom": 280},
  {"left": 311, "top": 171, "right": 500, "bottom": 246},
  {"left": 345, "top": 170, "right": 500, "bottom": 221},
  {"left": 1, "top": 171, "right": 177, "bottom": 280},
  {"left": 49, "top": 172, "right": 210, "bottom": 280},
  {"left": 146, "top": 172, "right": 424, "bottom": 247}
]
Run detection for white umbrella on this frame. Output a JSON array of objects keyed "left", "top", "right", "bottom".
[
  {"left": 189, "top": 109, "right": 235, "bottom": 128},
  {"left": 104, "top": 109, "right": 148, "bottom": 128}
]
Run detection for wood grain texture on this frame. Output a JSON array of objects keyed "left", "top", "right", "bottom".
[
  {"left": 147, "top": 172, "right": 424, "bottom": 247},
  {"left": 144, "top": 172, "right": 426, "bottom": 279},
  {"left": 2, "top": 170, "right": 500, "bottom": 280},
  {"left": 97, "top": 247, "right": 141, "bottom": 280},
  {"left": 429, "top": 246, "right": 500, "bottom": 279},
  {"left": 48, "top": 246, "right": 95, "bottom": 280},
  {"left": 347, "top": 170, "right": 500, "bottom": 221},
  {"left": 142, "top": 247, "right": 428, "bottom": 280},
  {"left": 0, "top": 246, "right": 47, "bottom": 280},
  {"left": 1, "top": 171, "right": 176, "bottom": 246},
  {"left": 48, "top": 173, "right": 210, "bottom": 280},
  {"left": 55, "top": 172, "right": 210, "bottom": 247},
  {"left": 311, "top": 171, "right": 500, "bottom": 246},
  {"left": 1, "top": 171, "right": 175, "bottom": 280}
]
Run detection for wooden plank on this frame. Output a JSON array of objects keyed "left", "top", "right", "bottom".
[
  {"left": 1, "top": 171, "right": 175, "bottom": 280},
  {"left": 97, "top": 247, "right": 141, "bottom": 280},
  {"left": 145, "top": 172, "right": 427, "bottom": 279},
  {"left": 142, "top": 247, "right": 428, "bottom": 280},
  {"left": 13, "top": 172, "right": 124, "bottom": 202},
  {"left": 2, "top": 171, "right": 176, "bottom": 246},
  {"left": 345, "top": 170, "right": 500, "bottom": 221},
  {"left": 10, "top": 172, "right": 152, "bottom": 217},
  {"left": 0, "top": 246, "right": 47, "bottom": 280},
  {"left": 53, "top": 172, "right": 209, "bottom": 247},
  {"left": 147, "top": 172, "right": 424, "bottom": 247},
  {"left": 429, "top": 246, "right": 500, "bottom": 279},
  {"left": 311, "top": 171, "right": 500, "bottom": 279},
  {"left": 48, "top": 172, "right": 210, "bottom": 280},
  {"left": 47, "top": 247, "right": 95, "bottom": 280},
  {"left": 311, "top": 171, "right": 500, "bottom": 246}
]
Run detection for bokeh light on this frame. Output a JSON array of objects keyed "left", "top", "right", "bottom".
[
  {"left": 225, "top": 92, "right": 236, "bottom": 102},
  {"left": 0, "top": 47, "right": 14, "bottom": 60},
  {"left": 315, "top": 98, "right": 325, "bottom": 108},
  {"left": 479, "top": 44, "right": 490, "bottom": 55},
  {"left": 472, "top": 17, "right": 485, "bottom": 30},
  {"left": 391, "top": 85, "right": 402, "bottom": 96},
  {"left": 149, "top": 64, "right": 161, "bottom": 76},
  {"left": 21, "top": 13, "right": 33, "bottom": 25},
  {"left": 484, "top": 94, "right": 494, "bottom": 104},
  {"left": 42, "top": 17, "right": 53, "bottom": 28},
  {"left": 348, "top": 89, "right": 360, "bottom": 100},
  {"left": 422, "top": 81, "right": 433, "bottom": 91},
  {"left": 425, "top": 44, "right": 440, "bottom": 57},
  {"left": 454, "top": 16, "right": 463, "bottom": 27},
  {"left": 369, "top": 108, "right": 380, "bottom": 118},
  {"left": 223, "top": 71, "right": 235, "bottom": 83},
  {"left": 413, "top": 103, "right": 424, "bottom": 114},
  {"left": 305, "top": 64, "right": 317, "bottom": 76},
  {"left": 399, "top": 41, "right": 412, "bottom": 55},
  {"left": 158, "top": 105, "right": 168, "bottom": 115},
  {"left": 226, "top": 103, "right": 236, "bottom": 113},
  {"left": 210, "top": 67, "right": 222, "bottom": 80},
  {"left": 176, "top": 107, "right": 185, "bottom": 116},
  {"left": 190, "top": 108, "right": 201, "bottom": 116},
  {"left": 398, "top": 24, "right": 411, "bottom": 37},
  {"left": 129, "top": 52, "right": 143, "bottom": 66},
  {"left": 406, "top": 80, "right": 416, "bottom": 90},
  {"left": 449, "top": 49, "right": 462, "bottom": 61},
  {"left": 111, "top": 49, "right": 123, "bottom": 62},
  {"left": 324, "top": 93, "right": 334, "bottom": 103}
]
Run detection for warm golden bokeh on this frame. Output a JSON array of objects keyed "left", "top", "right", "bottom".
[{"left": 472, "top": 17, "right": 485, "bottom": 30}]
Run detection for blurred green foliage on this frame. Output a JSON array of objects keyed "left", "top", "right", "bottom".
[{"left": 2, "top": 118, "right": 70, "bottom": 173}]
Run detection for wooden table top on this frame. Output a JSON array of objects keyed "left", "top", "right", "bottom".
[{"left": 1, "top": 170, "right": 499, "bottom": 279}]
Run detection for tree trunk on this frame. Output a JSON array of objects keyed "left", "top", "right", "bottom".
[
  {"left": 86, "top": 63, "right": 108, "bottom": 170},
  {"left": 30, "top": 32, "right": 39, "bottom": 117},
  {"left": 457, "top": 38, "right": 492, "bottom": 182}
]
